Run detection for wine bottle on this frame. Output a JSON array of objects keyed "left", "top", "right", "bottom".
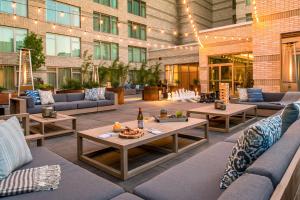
[{"left": 137, "top": 107, "right": 144, "bottom": 129}]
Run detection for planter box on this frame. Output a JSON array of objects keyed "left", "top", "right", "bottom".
[
  {"left": 107, "top": 87, "right": 124, "bottom": 105},
  {"left": 143, "top": 86, "right": 161, "bottom": 101}
]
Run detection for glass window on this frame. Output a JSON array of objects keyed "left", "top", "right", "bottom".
[
  {"left": 128, "top": 21, "right": 147, "bottom": 40},
  {"left": 94, "top": 0, "right": 117, "bottom": 8},
  {"left": 0, "top": 26, "right": 27, "bottom": 52},
  {"left": 46, "top": 0, "right": 80, "bottom": 27},
  {"left": 46, "top": 33, "right": 80, "bottom": 57},
  {"left": 48, "top": 67, "right": 82, "bottom": 89},
  {"left": 0, "top": 0, "right": 27, "bottom": 17},
  {"left": 245, "top": 0, "right": 251, "bottom": 6},
  {"left": 58, "top": 68, "right": 71, "bottom": 88},
  {"left": 128, "top": 0, "right": 146, "bottom": 17},
  {"left": 128, "top": 46, "right": 147, "bottom": 63},
  {"left": 94, "top": 41, "right": 119, "bottom": 61},
  {"left": 93, "top": 12, "right": 118, "bottom": 35},
  {"left": 0, "top": 66, "right": 15, "bottom": 90},
  {"left": 47, "top": 68, "right": 57, "bottom": 88}
]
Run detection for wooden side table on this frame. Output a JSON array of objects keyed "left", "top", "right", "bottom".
[{"left": 30, "top": 113, "right": 77, "bottom": 138}]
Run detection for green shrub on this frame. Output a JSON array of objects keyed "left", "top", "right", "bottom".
[
  {"left": 61, "top": 79, "right": 83, "bottom": 90},
  {"left": 82, "top": 81, "right": 99, "bottom": 89}
]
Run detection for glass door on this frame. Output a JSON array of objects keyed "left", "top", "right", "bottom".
[
  {"left": 209, "top": 63, "right": 234, "bottom": 94},
  {"left": 209, "top": 65, "right": 220, "bottom": 92}
]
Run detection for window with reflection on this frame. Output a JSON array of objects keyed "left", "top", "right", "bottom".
[
  {"left": 128, "top": 21, "right": 146, "bottom": 40},
  {"left": 94, "top": 0, "right": 117, "bottom": 8},
  {"left": 46, "top": 33, "right": 80, "bottom": 57},
  {"left": 128, "top": 0, "right": 146, "bottom": 17},
  {"left": 47, "top": 67, "right": 82, "bottom": 88},
  {"left": 128, "top": 46, "right": 147, "bottom": 63},
  {"left": 0, "top": 0, "right": 27, "bottom": 17},
  {"left": 93, "top": 12, "right": 118, "bottom": 35},
  {"left": 46, "top": 0, "right": 80, "bottom": 27},
  {"left": 0, "top": 26, "right": 27, "bottom": 52},
  {"left": 94, "top": 41, "right": 119, "bottom": 60}
]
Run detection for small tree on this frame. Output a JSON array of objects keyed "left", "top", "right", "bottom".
[
  {"left": 23, "top": 32, "right": 45, "bottom": 71},
  {"left": 81, "top": 50, "right": 94, "bottom": 84}
]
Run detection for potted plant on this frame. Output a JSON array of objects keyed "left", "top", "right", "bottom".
[
  {"left": 143, "top": 63, "right": 162, "bottom": 101},
  {"left": 57, "top": 79, "right": 84, "bottom": 94},
  {"left": 106, "top": 60, "right": 129, "bottom": 105},
  {"left": 34, "top": 77, "right": 54, "bottom": 92}
]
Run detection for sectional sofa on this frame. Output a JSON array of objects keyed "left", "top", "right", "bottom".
[
  {"left": 10, "top": 92, "right": 118, "bottom": 115},
  {"left": 3, "top": 113, "right": 300, "bottom": 200}
]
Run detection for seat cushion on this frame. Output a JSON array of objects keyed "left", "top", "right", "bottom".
[
  {"left": 97, "top": 100, "right": 114, "bottom": 107},
  {"left": 20, "top": 96, "right": 35, "bottom": 108},
  {"left": 75, "top": 101, "right": 98, "bottom": 109},
  {"left": 54, "top": 102, "right": 78, "bottom": 111},
  {"left": 0, "top": 117, "right": 32, "bottom": 180},
  {"left": 220, "top": 115, "right": 282, "bottom": 189},
  {"left": 246, "top": 119, "right": 300, "bottom": 187},
  {"left": 134, "top": 142, "right": 234, "bottom": 200},
  {"left": 111, "top": 193, "right": 143, "bottom": 200},
  {"left": 27, "top": 105, "right": 43, "bottom": 114},
  {"left": 247, "top": 88, "right": 264, "bottom": 102},
  {"left": 218, "top": 174, "right": 274, "bottom": 200},
  {"left": 262, "top": 92, "right": 285, "bottom": 102},
  {"left": 238, "top": 101, "right": 285, "bottom": 110},
  {"left": 4, "top": 147, "right": 124, "bottom": 200},
  {"left": 52, "top": 94, "right": 67, "bottom": 103},
  {"left": 224, "top": 130, "right": 243, "bottom": 143},
  {"left": 67, "top": 93, "right": 85, "bottom": 102}
]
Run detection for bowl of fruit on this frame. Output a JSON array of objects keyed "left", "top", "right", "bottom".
[{"left": 113, "top": 122, "right": 123, "bottom": 132}]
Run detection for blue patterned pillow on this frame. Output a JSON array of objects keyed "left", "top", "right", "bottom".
[
  {"left": 220, "top": 115, "right": 282, "bottom": 189},
  {"left": 84, "top": 88, "right": 99, "bottom": 101},
  {"left": 0, "top": 117, "right": 32, "bottom": 180},
  {"left": 25, "top": 90, "right": 41, "bottom": 105}
]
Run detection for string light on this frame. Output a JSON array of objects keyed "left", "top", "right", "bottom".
[
  {"left": 252, "top": 0, "right": 259, "bottom": 22},
  {"left": 52, "top": 25, "right": 56, "bottom": 29},
  {"left": 173, "top": 31, "right": 177, "bottom": 35},
  {"left": 13, "top": 15, "right": 17, "bottom": 20},
  {"left": 37, "top": 8, "right": 41, "bottom": 13},
  {"left": 34, "top": 20, "right": 38, "bottom": 24},
  {"left": 11, "top": 2, "right": 16, "bottom": 8}
]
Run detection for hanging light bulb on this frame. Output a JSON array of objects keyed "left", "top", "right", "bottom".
[
  {"left": 52, "top": 25, "right": 56, "bottom": 29},
  {"left": 34, "top": 20, "right": 38, "bottom": 24},
  {"left": 133, "top": 25, "right": 137, "bottom": 30},
  {"left": 59, "top": 12, "right": 65, "bottom": 17},
  {"left": 13, "top": 15, "right": 17, "bottom": 20},
  {"left": 173, "top": 31, "right": 177, "bottom": 35},
  {"left": 11, "top": 2, "right": 16, "bottom": 8},
  {"left": 161, "top": 30, "right": 165, "bottom": 34},
  {"left": 100, "top": 20, "right": 104, "bottom": 24},
  {"left": 148, "top": 28, "right": 151, "bottom": 32},
  {"left": 81, "top": 17, "right": 85, "bottom": 21}
]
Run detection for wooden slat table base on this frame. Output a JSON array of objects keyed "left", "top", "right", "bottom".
[{"left": 77, "top": 119, "right": 208, "bottom": 180}]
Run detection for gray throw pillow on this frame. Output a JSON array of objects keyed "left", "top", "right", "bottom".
[{"left": 281, "top": 103, "right": 300, "bottom": 134}]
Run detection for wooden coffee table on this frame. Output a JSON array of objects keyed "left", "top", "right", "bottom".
[
  {"left": 77, "top": 118, "right": 208, "bottom": 180},
  {"left": 187, "top": 104, "right": 257, "bottom": 133},
  {"left": 30, "top": 113, "right": 77, "bottom": 138}
]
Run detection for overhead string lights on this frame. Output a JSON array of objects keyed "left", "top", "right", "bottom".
[{"left": 183, "top": 0, "right": 204, "bottom": 48}]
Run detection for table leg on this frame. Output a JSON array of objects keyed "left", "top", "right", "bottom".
[
  {"left": 40, "top": 123, "right": 45, "bottom": 135},
  {"left": 242, "top": 112, "right": 246, "bottom": 123},
  {"left": 225, "top": 116, "right": 230, "bottom": 132},
  {"left": 37, "top": 137, "right": 44, "bottom": 146},
  {"left": 254, "top": 108, "right": 258, "bottom": 118},
  {"left": 187, "top": 111, "right": 191, "bottom": 117},
  {"left": 72, "top": 118, "right": 77, "bottom": 134},
  {"left": 172, "top": 134, "right": 178, "bottom": 153},
  {"left": 120, "top": 148, "right": 128, "bottom": 180},
  {"left": 204, "top": 122, "right": 208, "bottom": 140},
  {"left": 77, "top": 135, "right": 83, "bottom": 159}
]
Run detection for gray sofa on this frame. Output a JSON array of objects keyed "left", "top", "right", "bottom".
[
  {"left": 11, "top": 92, "right": 118, "bottom": 115},
  {"left": 133, "top": 118, "right": 300, "bottom": 200}
]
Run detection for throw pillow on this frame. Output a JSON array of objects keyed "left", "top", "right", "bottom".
[
  {"left": 85, "top": 88, "right": 99, "bottom": 101},
  {"left": 25, "top": 90, "right": 41, "bottom": 105},
  {"left": 237, "top": 88, "right": 248, "bottom": 102},
  {"left": 38, "top": 90, "right": 55, "bottom": 105},
  {"left": 281, "top": 103, "right": 300, "bottom": 134},
  {"left": 0, "top": 117, "right": 32, "bottom": 180},
  {"left": 98, "top": 87, "right": 106, "bottom": 100},
  {"left": 220, "top": 115, "right": 282, "bottom": 189},
  {"left": 247, "top": 88, "right": 264, "bottom": 102}
]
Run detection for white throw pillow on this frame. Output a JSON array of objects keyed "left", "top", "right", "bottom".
[
  {"left": 0, "top": 117, "right": 32, "bottom": 180},
  {"left": 38, "top": 90, "right": 55, "bottom": 105},
  {"left": 237, "top": 88, "right": 248, "bottom": 102},
  {"left": 85, "top": 88, "right": 99, "bottom": 101},
  {"left": 98, "top": 87, "right": 106, "bottom": 100}
]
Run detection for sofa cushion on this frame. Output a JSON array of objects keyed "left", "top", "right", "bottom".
[
  {"left": 97, "top": 100, "right": 114, "bottom": 107},
  {"left": 224, "top": 130, "right": 243, "bottom": 143},
  {"left": 0, "top": 117, "right": 32, "bottom": 180},
  {"left": 98, "top": 87, "right": 106, "bottom": 100},
  {"left": 38, "top": 90, "right": 55, "bottom": 105},
  {"left": 237, "top": 88, "right": 248, "bottom": 102},
  {"left": 134, "top": 142, "right": 234, "bottom": 200},
  {"left": 75, "top": 101, "right": 98, "bottom": 109},
  {"left": 52, "top": 94, "right": 67, "bottom": 102},
  {"left": 25, "top": 90, "right": 41, "bottom": 105},
  {"left": 262, "top": 92, "right": 285, "bottom": 102},
  {"left": 220, "top": 115, "right": 282, "bottom": 189},
  {"left": 54, "top": 102, "right": 78, "bottom": 111},
  {"left": 67, "top": 93, "right": 85, "bottom": 102},
  {"left": 218, "top": 174, "right": 273, "bottom": 200},
  {"left": 246, "top": 119, "right": 300, "bottom": 187},
  {"left": 84, "top": 88, "right": 99, "bottom": 101},
  {"left": 238, "top": 101, "right": 285, "bottom": 110},
  {"left": 247, "top": 88, "right": 264, "bottom": 102},
  {"left": 20, "top": 96, "right": 35, "bottom": 108},
  {"left": 111, "top": 193, "right": 143, "bottom": 200},
  {"left": 5, "top": 147, "right": 124, "bottom": 200},
  {"left": 105, "top": 91, "right": 115, "bottom": 101},
  {"left": 281, "top": 103, "right": 300, "bottom": 134},
  {"left": 27, "top": 105, "right": 43, "bottom": 114}
]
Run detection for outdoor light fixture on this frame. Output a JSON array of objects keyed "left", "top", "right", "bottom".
[{"left": 282, "top": 42, "right": 297, "bottom": 84}]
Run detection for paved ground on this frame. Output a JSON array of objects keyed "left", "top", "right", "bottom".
[{"left": 43, "top": 96, "right": 261, "bottom": 192}]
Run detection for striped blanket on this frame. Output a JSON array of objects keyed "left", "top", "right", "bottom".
[{"left": 0, "top": 165, "right": 61, "bottom": 197}]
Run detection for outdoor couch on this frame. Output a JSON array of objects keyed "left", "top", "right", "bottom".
[
  {"left": 10, "top": 92, "right": 118, "bottom": 115},
  {"left": 133, "top": 117, "right": 300, "bottom": 200}
]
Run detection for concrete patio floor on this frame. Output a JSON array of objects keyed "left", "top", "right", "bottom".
[{"left": 43, "top": 97, "right": 261, "bottom": 192}]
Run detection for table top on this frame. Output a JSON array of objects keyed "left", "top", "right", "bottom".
[
  {"left": 78, "top": 118, "right": 207, "bottom": 148},
  {"left": 188, "top": 103, "right": 257, "bottom": 116},
  {"left": 30, "top": 113, "right": 75, "bottom": 123}
]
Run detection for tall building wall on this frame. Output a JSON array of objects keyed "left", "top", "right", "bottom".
[
  {"left": 212, "top": 0, "right": 233, "bottom": 27},
  {"left": 235, "top": 0, "right": 252, "bottom": 23}
]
